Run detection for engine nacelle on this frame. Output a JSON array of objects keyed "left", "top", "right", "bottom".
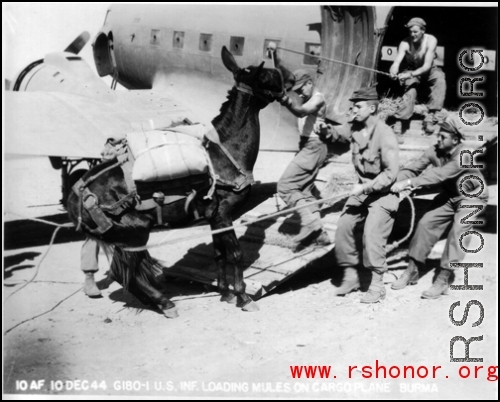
[{"left": 12, "top": 52, "right": 110, "bottom": 96}]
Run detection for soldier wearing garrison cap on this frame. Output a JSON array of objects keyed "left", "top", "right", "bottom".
[
  {"left": 324, "top": 85, "right": 400, "bottom": 303},
  {"left": 389, "top": 17, "right": 447, "bottom": 137},
  {"left": 390, "top": 115, "right": 489, "bottom": 299}
]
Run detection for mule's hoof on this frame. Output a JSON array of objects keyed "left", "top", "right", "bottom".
[
  {"left": 84, "top": 273, "right": 102, "bottom": 298},
  {"left": 220, "top": 292, "right": 237, "bottom": 304},
  {"left": 162, "top": 307, "right": 179, "bottom": 319},
  {"left": 241, "top": 300, "right": 259, "bottom": 312}
]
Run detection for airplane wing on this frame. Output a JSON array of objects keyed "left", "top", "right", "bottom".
[{"left": 4, "top": 90, "right": 198, "bottom": 158}]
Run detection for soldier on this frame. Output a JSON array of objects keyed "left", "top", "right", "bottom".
[
  {"left": 327, "top": 86, "right": 400, "bottom": 303},
  {"left": 390, "top": 115, "right": 488, "bottom": 298},
  {"left": 277, "top": 69, "right": 332, "bottom": 249},
  {"left": 389, "top": 17, "right": 447, "bottom": 136},
  {"left": 79, "top": 137, "right": 125, "bottom": 297}
]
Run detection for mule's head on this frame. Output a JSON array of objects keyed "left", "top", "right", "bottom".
[{"left": 221, "top": 46, "right": 286, "bottom": 104}]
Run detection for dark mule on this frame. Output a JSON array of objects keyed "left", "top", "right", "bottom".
[{"left": 67, "top": 46, "right": 286, "bottom": 317}]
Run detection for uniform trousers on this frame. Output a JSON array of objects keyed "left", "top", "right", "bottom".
[
  {"left": 277, "top": 136, "right": 328, "bottom": 212},
  {"left": 408, "top": 192, "right": 488, "bottom": 269},
  {"left": 394, "top": 66, "right": 446, "bottom": 120},
  {"left": 335, "top": 192, "right": 399, "bottom": 273}
]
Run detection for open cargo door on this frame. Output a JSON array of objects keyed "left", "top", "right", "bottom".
[{"left": 317, "top": 6, "right": 392, "bottom": 123}]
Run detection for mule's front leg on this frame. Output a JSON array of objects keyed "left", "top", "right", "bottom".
[
  {"left": 223, "top": 231, "right": 259, "bottom": 312},
  {"left": 213, "top": 236, "right": 237, "bottom": 304}
]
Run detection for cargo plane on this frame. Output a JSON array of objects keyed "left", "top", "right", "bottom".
[{"left": 5, "top": 4, "right": 497, "bottom": 203}]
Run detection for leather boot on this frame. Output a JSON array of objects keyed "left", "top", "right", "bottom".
[
  {"left": 84, "top": 272, "right": 102, "bottom": 297},
  {"left": 333, "top": 267, "right": 360, "bottom": 296},
  {"left": 421, "top": 268, "right": 453, "bottom": 299},
  {"left": 361, "top": 270, "right": 386, "bottom": 303},
  {"left": 293, "top": 201, "right": 323, "bottom": 243},
  {"left": 391, "top": 259, "right": 420, "bottom": 290},
  {"left": 314, "top": 229, "right": 332, "bottom": 246}
]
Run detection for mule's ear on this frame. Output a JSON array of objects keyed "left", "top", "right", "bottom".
[
  {"left": 221, "top": 46, "right": 239, "bottom": 73},
  {"left": 255, "top": 61, "right": 265, "bottom": 76}
]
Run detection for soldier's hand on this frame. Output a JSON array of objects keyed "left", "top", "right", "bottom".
[
  {"left": 349, "top": 184, "right": 364, "bottom": 197},
  {"left": 278, "top": 94, "right": 291, "bottom": 107},
  {"left": 389, "top": 67, "right": 399, "bottom": 80},
  {"left": 266, "top": 41, "right": 277, "bottom": 58},
  {"left": 391, "top": 180, "right": 411, "bottom": 193},
  {"left": 315, "top": 121, "right": 332, "bottom": 141},
  {"left": 397, "top": 72, "right": 412, "bottom": 81}
]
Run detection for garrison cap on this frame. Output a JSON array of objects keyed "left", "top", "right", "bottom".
[
  {"left": 349, "top": 86, "right": 379, "bottom": 102},
  {"left": 405, "top": 17, "right": 426, "bottom": 29},
  {"left": 438, "top": 115, "right": 465, "bottom": 140},
  {"left": 292, "top": 69, "right": 313, "bottom": 91}
]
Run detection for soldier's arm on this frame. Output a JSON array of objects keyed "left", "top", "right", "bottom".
[
  {"left": 280, "top": 93, "right": 324, "bottom": 118},
  {"left": 389, "top": 40, "right": 409, "bottom": 78},
  {"left": 410, "top": 152, "right": 463, "bottom": 188},
  {"left": 316, "top": 122, "right": 352, "bottom": 143},
  {"left": 397, "top": 149, "right": 433, "bottom": 181},
  {"left": 391, "top": 148, "right": 433, "bottom": 192}
]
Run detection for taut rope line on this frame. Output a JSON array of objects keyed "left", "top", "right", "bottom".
[{"left": 276, "top": 46, "right": 392, "bottom": 77}]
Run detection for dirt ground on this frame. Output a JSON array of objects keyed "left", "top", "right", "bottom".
[{"left": 3, "top": 152, "right": 498, "bottom": 400}]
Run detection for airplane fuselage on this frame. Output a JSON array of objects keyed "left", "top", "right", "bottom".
[{"left": 93, "top": 4, "right": 322, "bottom": 90}]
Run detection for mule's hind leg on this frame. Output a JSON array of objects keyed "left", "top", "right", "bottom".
[
  {"left": 133, "top": 276, "right": 178, "bottom": 319},
  {"left": 111, "top": 248, "right": 178, "bottom": 318}
]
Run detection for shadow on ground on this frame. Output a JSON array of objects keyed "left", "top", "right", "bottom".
[{"left": 4, "top": 213, "right": 84, "bottom": 250}]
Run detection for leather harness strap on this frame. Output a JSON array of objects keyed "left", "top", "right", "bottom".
[
  {"left": 73, "top": 157, "right": 133, "bottom": 234},
  {"left": 73, "top": 75, "right": 284, "bottom": 233},
  {"left": 203, "top": 127, "right": 255, "bottom": 192}
]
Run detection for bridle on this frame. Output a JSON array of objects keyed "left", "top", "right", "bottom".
[{"left": 234, "top": 67, "right": 285, "bottom": 103}]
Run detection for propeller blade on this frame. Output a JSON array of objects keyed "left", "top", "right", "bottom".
[{"left": 64, "top": 31, "right": 91, "bottom": 54}]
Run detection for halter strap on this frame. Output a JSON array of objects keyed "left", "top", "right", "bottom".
[{"left": 236, "top": 82, "right": 284, "bottom": 102}]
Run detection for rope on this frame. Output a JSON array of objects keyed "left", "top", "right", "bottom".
[
  {"left": 4, "top": 215, "right": 83, "bottom": 334},
  {"left": 5, "top": 226, "right": 64, "bottom": 301},
  {"left": 277, "top": 46, "right": 392, "bottom": 77},
  {"left": 386, "top": 191, "right": 416, "bottom": 260},
  {"left": 123, "top": 190, "right": 416, "bottom": 256},
  {"left": 5, "top": 213, "right": 74, "bottom": 228},
  {"left": 124, "top": 190, "right": 352, "bottom": 251},
  {"left": 4, "top": 287, "right": 82, "bottom": 335},
  {"left": 5, "top": 191, "right": 415, "bottom": 258}
]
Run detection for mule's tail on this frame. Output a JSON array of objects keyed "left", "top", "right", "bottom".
[{"left": 111, "top": 247, "right": 164, "bottom": 301}]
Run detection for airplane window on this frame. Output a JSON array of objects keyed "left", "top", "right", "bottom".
[
  {"left": 199, "top": 33, "right": 212, "bottom": 52},
  {"left": 303, "top": 43, "right": 321, "bottom": 65},
  {"left": 150, "top": 29, "right": 160, "bottom": 46},
  {"left": 230, "top": 36, "right": 245, "bottom": 56},
  {"left": 173, "top": 31, "right": 184, "bottom": 49},
  {"left": 263, "top": 39, "right": 281, "bottom": 59}
]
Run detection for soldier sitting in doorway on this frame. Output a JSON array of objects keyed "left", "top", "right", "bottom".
[{"left": 389, "top": 17, "right": 446, "bottom": 137}]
